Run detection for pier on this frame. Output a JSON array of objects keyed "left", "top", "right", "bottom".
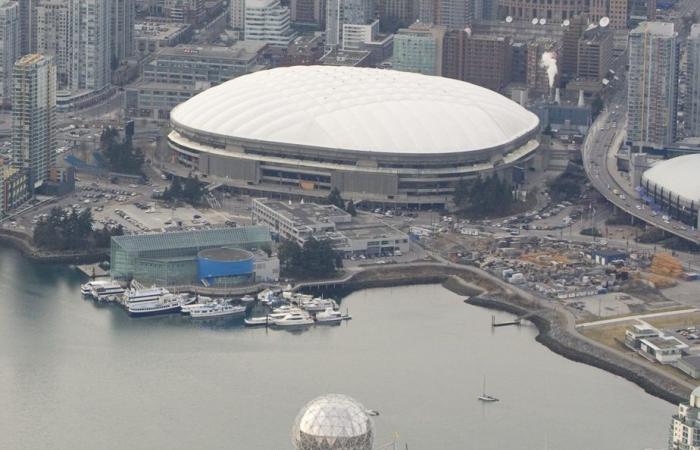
[{"left": 491, "top": 310, "right": 546, "bottom": 328}]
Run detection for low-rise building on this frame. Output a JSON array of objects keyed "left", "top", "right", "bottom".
[
  {"left": 0, "top": 164, "right": 31, "bottom": 216},
  {"left": 639, "top": 335, "right": 687, "bottom": 364},
  {"left": 134, "top": 21, "right": 193, "bottom": 59},
  {"left": 251, "top": 198, "right": 409, "bottom": 257},
  {"left": 677, "top": 356, "right": 700, "bottom": 379},
  {"left": 624, "top": 322, "right": 660, "bottom": 349}
]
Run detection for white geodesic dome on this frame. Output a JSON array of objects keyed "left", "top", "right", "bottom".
[{"left": 292, "top": 394, "right": 374, "bottom": 450}]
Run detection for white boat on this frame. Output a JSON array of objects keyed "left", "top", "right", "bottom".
[
  {"left": 127, "top": 293, "right": 183, "bottom": 317},
  {"left": 80, "top": 280, "right": 111, "bottom": 297},
  {"left": 190, "top": 303, "right": 246, "bottom": 319},
  {"left": 272, "top": 304, "right": 295, "bottom": 314},
  {"left": 315, "top": 308, "right": 346, "bottom": 325},
  {"left": 301, "top": 297, "right": 336, "bottom": 313},
  {"left": 124, "top": 286, "right": 169, "bottom": 305},
  {"left": 92, "top": 282, "right": 125, "bottom": 301},
  {"left": 244, "top": 316, "right": 272, "bottom": 326},
  {"left": 478, "top": 378, "right": 499, "bottom": 402},
  {"left": 272, "top": 310, "right": 314, "bottom": 329},
  {"left": 240, "top": 294, "right": 255, "bottom": 304}
]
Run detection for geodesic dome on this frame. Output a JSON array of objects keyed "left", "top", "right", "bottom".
[{"left": 292, "top": 394, "right": 374, "bottom": 450}]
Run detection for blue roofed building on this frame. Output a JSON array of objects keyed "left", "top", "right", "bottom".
[{"left": 110, "top": 226, "right": 278, "bottom": 287}]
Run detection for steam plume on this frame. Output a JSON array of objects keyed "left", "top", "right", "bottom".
[{"left": 539, "top": 51, "right": 558, "bottom": 88}]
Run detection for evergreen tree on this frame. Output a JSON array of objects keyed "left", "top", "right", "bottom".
[
  {"left": 327, "top": 188, "right": 345, "bottom": 209},
  {"left": 346, "top": 200, "right": 357, "bottom": 216}
]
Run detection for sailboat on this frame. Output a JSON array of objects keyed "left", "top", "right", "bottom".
[{"left": 478, "top": 377, "right": 499, "bottom": 402}]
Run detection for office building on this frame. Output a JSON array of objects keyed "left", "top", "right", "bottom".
[
  {"left": 290, "top": 0, "right": 325, "bottom": 27},
  {"left": 110, "top": 226, "right": 276, "bottom": 286},
  {"left": 686, "top": 25, "right": 700, "bottom": 138},
  {"left": 419, "top": 0, "right": 472, "bottom": 30},
  {"left": 134, "top": 20, "right": 192, "bottom": 58},
  {"left": 12, "top": 54, "right": 56, "bottom": 187},
  {"left": 393, "top": 23, "right": 445, "bottom": 76},
  {"left": 589, "top": 0, "right": 628, "bottom": 30},
  {"left": 497, "top": 0, "right": 588, "bottom": 22},
  {"left": 111, "top": 0, "right": 135, "bottom": 62},
  {"left": 561, "top": 14, "right": 588, "bottom": 81},
  {"left": 462, "top": 33, "right": 512, "bottom": 91},
  {"left": 379, "top": 0, "right": 418, "bottom": 26},
  {"left": 252, "top": 198, "right": 410, "bottom": 257},
  {"left": 627, "top": 22, "right": 678, "bottom": 150},
  {"left": 325, "top": 0, "right": 374, "bottom": 48},
  {"left": 0, "top": 163, "right": 31, "bottom": 216},
  {"left": 629, "top": 0, "right": 655, "bottom": 26},
  {"left": 669, "top": 386, "right": 700, "bottom": 449},
  {"left": 0, "top": 0, "right": 19, "bottom": 107},
  {"left": 163, "top": 0, "right": 205, "bottom": 25},
  {"left": 576, "top": 26, "right": 612, "bottom": 83},
  {"left": 34, "top": 0, "right": 111, "bottom": 93},
  {"left": 127, "top": 41, "right": 268, "bottom": 119},
  {"left": 245, "top": 0, "right": 296, "bottom": 47}
]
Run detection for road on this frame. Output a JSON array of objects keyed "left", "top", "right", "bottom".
[{"left": 581, "top": 76, "right": 700, "bottom": 244}]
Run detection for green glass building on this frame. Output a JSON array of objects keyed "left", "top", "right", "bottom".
[{"left": 110, "top": 226, "right": 272, "bottom": 286}]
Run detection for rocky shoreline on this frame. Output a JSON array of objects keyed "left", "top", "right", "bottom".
[{"left": 312, "top": 263, "right": 690, "bottom": 405}]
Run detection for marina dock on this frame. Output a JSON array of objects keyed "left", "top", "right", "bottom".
[{"left": 75, "top": 263, "right": 110, "bottom": 279}]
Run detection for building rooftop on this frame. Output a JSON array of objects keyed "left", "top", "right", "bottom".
[
  {"left": 170, "top": 66, "right": 540, "bottom": 155},
  {"left": 692, "top": 24, "right": 700, "bottom": 39},
  {"left": 642, "top": 154, "right": 700, "bottom": 204},
  {"left": 255, "top": 199, "right": 350, "bottom": 228},
  {"left": 112, "top": 226, "right": 271, "bottom": 252},
  {"left": 134, "top": 21, "right": 191, "bottom": 39},
  {"left": 642, "top": 336, "right": 685, "bottom": 350},
  {"left": 154, "top": 42, "right": 267, "bottom": 60},
  {"left": 632, "top": 21, "right": 675, "bottom": 37},
  {"left": 336, "top": 224, "right": 407, "bottom": 241}
]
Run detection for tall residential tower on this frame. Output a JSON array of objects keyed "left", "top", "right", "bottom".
[
  {"left": 12, "top": 54, "right": 56, "bottom": 187},
  {"left": 627, "top": 21, "right": 678, "bottom": 150},
  {"left": 0, "top": 0, "right": 20, "bottom": 107},
  {"left": 686, "top": 24, "right": 700, "bottom": 138}
]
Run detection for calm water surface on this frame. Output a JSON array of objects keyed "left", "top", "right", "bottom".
[{"left": 0, "top": 248, "right": 673, "bottom": 449}]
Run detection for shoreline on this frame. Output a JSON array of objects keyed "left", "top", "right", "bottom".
[
  {"left": 311, "top": 263, "right": 690, "bottom": 405},
  {"left": 0, "top": 229, "right": 107, "bottom": 264}
]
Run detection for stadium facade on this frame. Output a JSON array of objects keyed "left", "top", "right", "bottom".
[
  {"left": 639, "top": 154, "right": 700, "bottom": 229},
  {"left": 166, "top": 66, "right": 541, "bottom": 207},
  {"left": 110, "top": 226, "right": 278, "bottom": 287}
]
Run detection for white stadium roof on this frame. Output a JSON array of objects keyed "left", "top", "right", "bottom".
[
  {"left": 170, "top": 66, "right": 540, "bottom": 155},
  {"left": 643, "top": 154, "right": 700, "bottom": 203}
]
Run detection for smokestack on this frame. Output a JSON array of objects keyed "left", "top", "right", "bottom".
[
  {"left": 554, "top": 88, "right": 561, "bottom": 104},
  {"left": 578, "top": 90, "right": 585, "bottom": 107}
]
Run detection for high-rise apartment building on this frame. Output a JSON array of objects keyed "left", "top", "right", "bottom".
[
  {"left": 231, "top": 0, "right": 246, "bottom": 34},
  {"left": 462, "top": 33, "right": 512, "bottom": 91},
  {"left": 245, "top": 0, "right": 296, "bottom": 47},
  {"left": 325, "top": 0, "right": 374, "bottom": 48},
  {"left": 576, "top": 26, "right": 612, "bottom": 82},
  {"left": 561, "top": 14, "right": 588, "bottom": 81},
  {"left": 393, "top": 23, "right": 445, "bottom": 76},
  {"left": 686, "top": 25, "right": 700, "bottom": 138},
  {"left": 18, "top": 0, "right": 34, "bottom": 55},
  {"left": 0, "top": 0, "right": 20, "bottom": 107},
  {"left": 627, "top": 21, "right": 678, "bottom": 149},
  {"left": 111, "top": 0, "right": 135, "bottom": 61},
  {"left": 669, "top": 387, "right": 700, "bottom": 450},
  {"left": 12, "top": 53, "right": 56, "bottom": 187},
  {"left": 35, "top": 0, "right": 111, "bottom": 93}
]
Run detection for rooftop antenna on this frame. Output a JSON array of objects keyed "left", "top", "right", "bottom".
[
  {"left": 531, "top": 18, "right": 539, "bottom": 25},
  {"left": 539, "top": 18, "right": 547, "bottom": 25},
  {"left": 599, "top": 16, "right": 610, "bottom": 28},
  {"left": 505, "top": 15, "right": 513, "bottom": 23},
  {"left": 562, "top": 19, "right": 570, "bottom": 27}
]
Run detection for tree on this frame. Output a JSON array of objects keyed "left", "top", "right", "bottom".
[
  {"left": 346, "top": 200, "right": 357, "bottom": 216},
  {"left": 591, "top": 95, "right": 604, "bottom": 118},
  {"left": 277, "top": 237, "right": 338, "bottom": 278},
  {"left": 278, "top": 239, "right": 304, "bottom": 276},
  {"left": 327, "top": 188, "right": 345, "bottom": 209},
  {"left": 182, "top": 175, "right": 205, "bottom": 205},
  {"left": 100, "top": 126, "right": 144, "bottom": 174}
]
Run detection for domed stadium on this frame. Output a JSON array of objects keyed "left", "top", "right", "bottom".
[
  {"left": 167, "top": 66, "right": 541, "bottom": 207},
  {"left": 292, "top": 394, "right": 374, "bottom": 450},
  {"left": 640, "top": 154, "right": 700, "bottom": 228}
]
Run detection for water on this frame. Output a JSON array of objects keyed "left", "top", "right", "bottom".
[{"left": 0, "top": 248, "right": 673, "bottom": 450}]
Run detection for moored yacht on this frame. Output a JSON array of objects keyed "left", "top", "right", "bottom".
[
  {"left": 124, "top": 287, "right": 169, "bottom": 306},
  {"left": 315, "top": 308, "right": 346, "bottom": 325},
  {"left": 272, "top": 310, "right": 314, "bottom": 329},
  {"left": 301, "top": 297, "right": 337, "bottom": 313},
  {"left": 92, "top": 282, "right": 126, "bottom": 301},
  {"left": 81, "top": 280, "right": 111, "bottom": 298},
  {"left": 190, "top": 303, "right": 246, "bottom": 319},
  {"left": 127, "top": 293, "right": 184, "bottom": 317}
]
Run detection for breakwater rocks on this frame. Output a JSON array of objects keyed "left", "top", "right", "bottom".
[{"left": 467, "top": 296, "right": 689, "bottom": 405}]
